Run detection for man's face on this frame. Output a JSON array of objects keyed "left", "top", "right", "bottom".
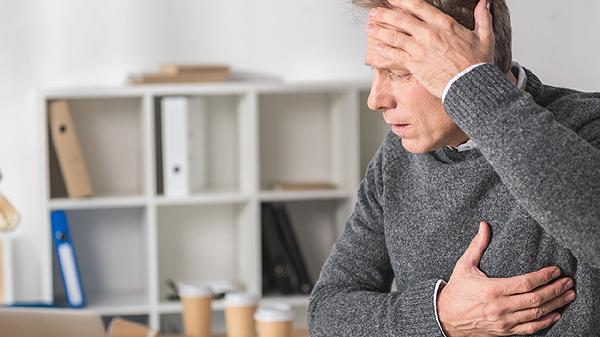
[{"left": 365, "top": 38, "right": 468, "bottom": 154}]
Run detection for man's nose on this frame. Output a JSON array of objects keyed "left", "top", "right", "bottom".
[{"left": 367, "top": 78, "right": 395, "bottom": 112}]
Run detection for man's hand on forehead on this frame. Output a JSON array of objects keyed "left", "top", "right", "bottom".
[
  {"left": 365, "top": 0, "right": 495, "bottom": 98},
  {"left": 365, "top": 37, "right": 410, "bottom": 74}
]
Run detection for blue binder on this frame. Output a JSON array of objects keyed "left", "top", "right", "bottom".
[{"left": 51, "top": 211, "right": 86, "bottom": 308}]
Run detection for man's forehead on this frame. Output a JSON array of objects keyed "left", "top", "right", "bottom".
[{"left": 365, "top": 37, "right": 409, "bottom": 72}]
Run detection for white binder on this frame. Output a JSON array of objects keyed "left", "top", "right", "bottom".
[{"left": 161, "top": 97, "right": 208, "bottom": 197}]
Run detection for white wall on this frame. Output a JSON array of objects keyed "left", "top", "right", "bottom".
[{"left": 0, "top": 0, "right": 598, "bottom": 300}]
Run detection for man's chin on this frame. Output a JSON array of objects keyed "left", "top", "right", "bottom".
[{"left": 400, "top": 138, "right": 433, "bottom": 154}]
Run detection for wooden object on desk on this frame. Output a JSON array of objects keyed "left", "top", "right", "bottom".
[
  {"left": 107, "top": 318, "right": 158, "bottom": 337},
  {"left": 159, "top": 64, "right": 230, "bottom": 76},
  {"left": 129, "top": 72, "right": 230, "bottom": 84},
  {"left": 49, "top": 100, "right": 94, "bottom": 198},
  {"left": 129, "top": 64, "right": 230, "bottom": 84}
]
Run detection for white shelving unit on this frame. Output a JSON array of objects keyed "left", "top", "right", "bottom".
[{"left": 38, "top": 81, "right": 388, "bottom": 333}]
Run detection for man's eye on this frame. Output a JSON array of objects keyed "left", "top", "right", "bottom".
[{"left": 389, "top": 72, "right": 412, "bottom": 81}]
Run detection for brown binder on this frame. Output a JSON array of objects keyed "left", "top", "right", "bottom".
[{"left": 49, "top": 101, "right": 93, "bottom": 198}]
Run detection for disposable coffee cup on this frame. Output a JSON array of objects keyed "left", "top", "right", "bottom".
[
  {"left": 178, "top": 283, "right": 213, "bottom": 337},
  {"left": 224, "top": 292, "right": 259, "bottom": 337},
  {"left": 254, "top": 303, "right": 293, "bottom": 337}
]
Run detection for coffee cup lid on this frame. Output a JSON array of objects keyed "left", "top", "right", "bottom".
[
  {"left": 254, "top": 303, "right": 293, "bottom": 322},
  {"left": 225, "top": 292, "right": 259, "bottom": 307},
  {"left": 177, "top": 282, "right": 213, "bottom": 297}
]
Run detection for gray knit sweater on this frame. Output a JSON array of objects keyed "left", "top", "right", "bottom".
[{"left": 307, "top": 64, "right": 600, "bottom": 336}]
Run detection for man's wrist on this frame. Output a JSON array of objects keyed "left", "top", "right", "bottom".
[
  {"left": 442, "top": 63, "right": 489, "bottom": 103},
  {"left": 434, "top": 279, "right": 449, "bottom": 337}
]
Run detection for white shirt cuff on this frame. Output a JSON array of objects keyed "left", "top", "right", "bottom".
[
  {"left": 434, "top": 279, "right": 448, "bottom": 337},
  {"left": 442, "top": 63, "right": 488, "bottom": 103}
]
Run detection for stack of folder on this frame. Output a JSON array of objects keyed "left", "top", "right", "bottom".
[{"left": 129, "top": 64, "right": 231, "bottom": 84}]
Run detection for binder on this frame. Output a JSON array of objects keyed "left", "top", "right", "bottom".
[
  {"left": 161, "top": 97, "right": 189, "bottom": 197},
  {"left": 261, "top": 203, "right": 296, "bottom": 295},
  {"left": 51, "top": 211, "right": 86, "bottom": 308},
  {"left": 49, "top": 101, "right": 93, "bottom": 198},
  {"left": 272, "top": 203, "right": 313, "bottom": 294},
  {"left": 161, "top": 97, "right": 208, "bottom": 197}
]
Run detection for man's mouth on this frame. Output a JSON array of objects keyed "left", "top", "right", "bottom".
[{"left": 392, "top": 124, "right": 411, "bottom": 134}]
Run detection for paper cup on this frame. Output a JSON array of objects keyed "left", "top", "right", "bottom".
[
  {"left": 178, "top": 283, "right": 213, "bottom": 337},
  {"left": 225, "top": 293, "right": 259, "bottom": 337},
  {"left": 254, "top": 303, "right": 293, "bottom": 337}
]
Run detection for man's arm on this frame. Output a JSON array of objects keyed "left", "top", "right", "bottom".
[
  {"left": 443, "top": 63, "right": 600, "bottom": 267},
  {"left": 307, "top": 146, "right": 445, "bottom": 337},
  {"left": 309, "top": 155, "right": 574, "bottom": 337}
]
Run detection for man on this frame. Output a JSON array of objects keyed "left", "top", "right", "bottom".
[{"left": 307, "top": 0, "right": 600, "bottom": 336}]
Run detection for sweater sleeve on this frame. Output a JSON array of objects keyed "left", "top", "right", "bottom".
[
  {"left": 307, "top": 146, "right": 445, "bottom": 337},
  {"left": 443, "top": 63, "right": 600, "bottom": 268}
]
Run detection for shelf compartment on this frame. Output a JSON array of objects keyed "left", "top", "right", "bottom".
[
  {"left": 258, "top": 91, "right": 359, "bottom": 193},
  {"left": 51, "top": 207, "right": 149, "bottom": 311},
  {"left": 155, "top": 95, "right": 245, "bottom": 197},
  {"left": 47, "top": 97, "right": 145, "bottom": 199},
  {"left": 156, "top": 202, "right": 257, "bottom": 303},
  {"left": 86, "top": 291, "right": 150, "bottom": 316},
  {"left": 260, "top": 200, "right": 351, "bottom": 296}
]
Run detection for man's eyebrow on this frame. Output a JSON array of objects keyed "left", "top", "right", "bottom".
[
  {"left": 364, "top": 62, "right": 409, "bottom": 73},
  {"left": 364, "top": 62, "right": 385, "bottom": 70}
]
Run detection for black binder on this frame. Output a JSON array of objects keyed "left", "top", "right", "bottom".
[
  {"left": 271, "top": 203, "right": 313, "bottom": 294},
  {"left": 261, "top": 203, "right": 313, "bottom": 295},
  {"left": 261, "top": 203, "right": 296, "bottom": 295}
]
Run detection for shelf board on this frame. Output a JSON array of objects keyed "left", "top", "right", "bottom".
[
  {"left": 155, "top": 191, "right": 249, "bottom": 206},
  {"left": 42, "top": 81, "right": 372, "bottom": 99},
  {"left": 85, "top": 291, "right": 150, "bottom": 316},
  {"left": 259, "top": 189, "right": 353, "bottom": 202},
  {"left": 48, "top": 196, "right": 148, "bottom": 210},
  {"left": 158, "top": 299, "right": 226, "bottom": 314},
  {"left": 261, "top": 294, "right": 310, "bottom": 307},
  {"left": 158, "top": 295, "right": 309, "bottom": 314}
]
